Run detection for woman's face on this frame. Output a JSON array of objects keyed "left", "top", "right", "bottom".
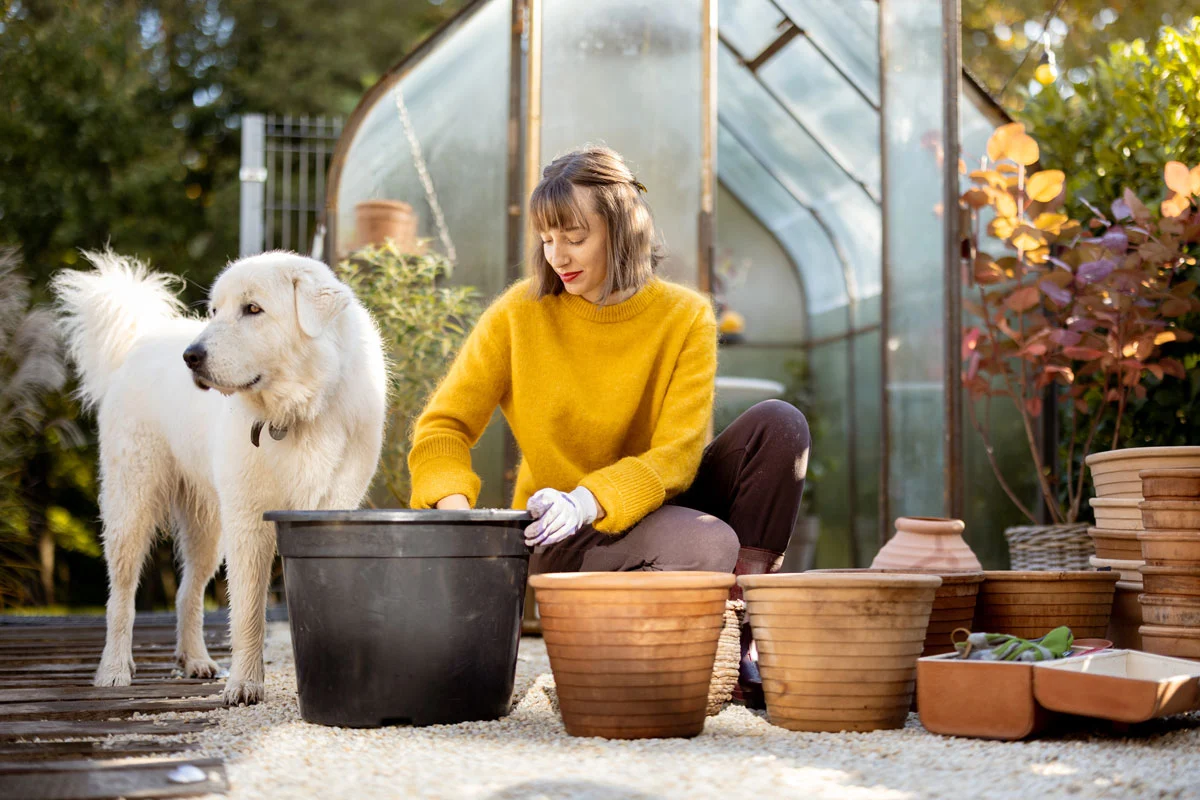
[{"left": 540, "top": 185, "right": 610, "bottom": 304}]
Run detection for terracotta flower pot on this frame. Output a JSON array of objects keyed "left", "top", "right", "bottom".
[
  {"left": 1088, "top": 528, "right": 1142, "bottom": 559},
  {"left": 1139, "top": 594, "right": 1200, "bottom": 627},
  {"left": 1087, "top": 447, "right": 1200, "bottom": 500},
  {"left": 1137, "top": 530, "right": 1200, "bottom": 567},
  {"left": 1107, "top": 580, "right": 1144, "bottom": 650},
  {"left": 739, "top": 572, "right": 941, "bottom": 733},
  {"left": 974, "top": 571, "right": 1120, "bottom": 639},
  {"left": 811, "top": 569, "right": 983, "bottom": 657},
  {"left": 1139, "top": 565, "right": 1200, "bottom": 597},
  {"left": 1139, "top": 624, "right": 1200, "bottom": 660},
  {"left": 352, "top": 200, "right": 419, "bottom": 252},
  {"left": 1140, "top": 500, "right": 1200, "bottom": 531},
  {"left": 1089, "top": 498, "right": 1143, "bottom": 531},
  {"left": 529, "top": 571, "right": 734, "bottom": 739},
  {"left": 870, "top": 517, "right": 981, "bottom": 571},
  {"left": 1140, "top": 468, "right": 1200, "bottom": 500},
  {"left": 1089, "top": 556, "right": 1145, "bottom": 584}
]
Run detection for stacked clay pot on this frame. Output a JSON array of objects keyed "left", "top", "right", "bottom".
[
  {"left": 529, "top": 571, "right": 734, "bottom": 739},
  {"left": 974, "top": 571, "right": 1120, "bottom": 639},
  {"left": 739, "top": 572, "right": 941, "bottom": 733},
  {"left": 870, "top": 517, "right": 982, "bottom": 571},
  {"left": 1137, "top": 468, "right": 1200, "bottom": 661},
  {"left": 812, "top": 569, "right": 984, "bottom": 656}
]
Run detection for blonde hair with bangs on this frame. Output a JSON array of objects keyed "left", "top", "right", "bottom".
[{"left": 528, "top": 146, "right": 661, "bottom": 302}]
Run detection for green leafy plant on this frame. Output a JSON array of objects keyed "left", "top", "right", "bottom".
[
  {"left": 961, "top": 124, "right": 1200, "bottom": 526},
  {"left": 336, "top": 242, "right": 481, "bottom": 506}
]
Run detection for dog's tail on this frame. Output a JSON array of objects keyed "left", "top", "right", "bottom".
[{"left": 51, "top": 248, "right": 187, "bottom": 410}]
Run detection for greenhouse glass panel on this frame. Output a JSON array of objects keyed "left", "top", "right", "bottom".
[
  {"left": 759, "top": 36, "right": 880, "bottom": 197},
  {"left": 715, "top": 184, "right": 807, "bottom": 344},
  {"left": 882, "top": 1, "right": 949, "bottom": 520},
  {"left": 775, "top": 0, "right": 879, "bottom": 106},
  {"left": 333, "top": 0, "right": 509, "bottom": 296},
  {"left": 718, "top": 0, "right": 786, "bottom": 59},
  {"left": 853, "top": 328, "right": 883, "bottom": 565},
  {"left": 541, "top": 0, "right": 704, "bottom": 286},
  {"left": 808, "top": 340, "right": 852, "bottom": 568}
]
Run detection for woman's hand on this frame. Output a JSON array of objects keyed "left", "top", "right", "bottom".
[
  {"left": 436, "top": 494, "right": 470, "bottom": 510},
  {"left": 524, "top": 487, "right": 600, "bottom": 547}
]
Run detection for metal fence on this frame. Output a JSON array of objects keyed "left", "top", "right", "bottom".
[{"left": 239, "top": 113, "right": 344, "bottom": 258}]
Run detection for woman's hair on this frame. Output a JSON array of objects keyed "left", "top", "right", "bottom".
[{"left": 528, "top": 146, "right": 662, "bottom": 302}]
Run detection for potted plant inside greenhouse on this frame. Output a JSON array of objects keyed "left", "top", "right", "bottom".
[{"left": 960, "top": 122, "right": 1200, "bottom": 570}]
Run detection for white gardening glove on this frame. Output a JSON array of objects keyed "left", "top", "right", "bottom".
[{"left": 525, "top": 487, "right": 599, "bottom": 547}]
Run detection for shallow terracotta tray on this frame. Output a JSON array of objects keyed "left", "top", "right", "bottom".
[{"left": 1032, "top": 650, "right": 1200, "bottom": 722}]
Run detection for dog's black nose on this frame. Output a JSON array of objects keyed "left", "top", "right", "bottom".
[{"left": 183, "top": 344, "right": 207, "bottom": 370}]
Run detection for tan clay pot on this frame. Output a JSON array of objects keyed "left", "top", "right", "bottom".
[
  {"left": 1088, "top": 528, "right": 1142, "bottom": 559},
  {"left": 529, "top": 571, "right": 733, "bottom": 739},
  {"left": 1137, "top": 530, "right": 1200, "bottom": 567},
  {"left": 1108, "top": 580, "right": 1144, "bottom": 650},
  {"left": 1139, "top": 594, "right": 1200, "bottom": 627},
  {"left": 1140, "top": 468, "right": 1200, "bottom": 500},
  {"left": 1089, "top": 498, "right": 1143, "bottom": 531},
  {"left": 810, "top": 569, "right": 983, "bottom": 657},
  {"left": 974, "top": 571, "right": 1120, "bottom": 639},
  {"left": 1087, "top": 447, "right": 1200, "bottom": 500},
  {"left": 1139, "top": 624, "right": 1200, "bottom": 660},
  {"left": 1140, "top": 499, "right": 1200, "bottom": 531},
  {"left": 1089, "top": 556, "right": 1145, "bottom": 584},
  {"left": 352, "top": 200, "right": 419, "bottom": 252},
  {"left": 1139, "top": 565, "right": 1200, "bottom": 597},
  {"left": 870, "top": 517, "right": 981, "bottom": 571},
  {"left": 739, "top": 572, "right": 941, "bottom": 733}
]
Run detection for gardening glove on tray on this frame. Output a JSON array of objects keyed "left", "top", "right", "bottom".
[
  {"left": 954, "top": 626, "right": 1074, "bottom": 662},
  {"left": 525, "top": 487, "right": 599, "bottom": 547}
]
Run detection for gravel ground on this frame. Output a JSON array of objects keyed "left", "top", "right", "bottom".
[{"left": 133, "top": 622, "right": 1200, "bottom": 800}]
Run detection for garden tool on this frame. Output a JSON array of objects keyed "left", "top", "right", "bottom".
[{"left": 953, "top": 626, "right": 1074, "bottom": 662}]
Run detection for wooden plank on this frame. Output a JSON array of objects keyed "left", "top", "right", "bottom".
[
  {"left": 0, "top": 697, "right": 226, "bottom": 721},
  {"left": 0, "top": 756, "right": 226, "bottom": 799},
  {"left": 0, "top": 640, "right": 229, "bottom": 654},
  {"left": 0, "top": 684, "right": 222, "bottom": 704},
  {"left": 0, "top": 664, "right": 187, "bottom": 674},
  {"left": 0, "top": 741, "right": 200, "bottom": 763},
  {"left": 0, "top": 679, "right": 218, "bottom": 690},
  {"left": 0, "top": 719, "right": 214, "bottom": 741},
  {"left": 0, "top": 652, "right": 230, "bottom": 667}
]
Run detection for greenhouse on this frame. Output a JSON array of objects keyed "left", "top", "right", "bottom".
[{"left": 325, "top": 0, "right": 1026, "bottom": 569}]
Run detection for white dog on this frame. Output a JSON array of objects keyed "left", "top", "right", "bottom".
[{"left": 52, "top": 249, "right": 386, "bottom": 705}]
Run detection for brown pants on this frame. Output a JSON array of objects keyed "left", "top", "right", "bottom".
[{"left": 529, "top": 400, "right": 811, "bottom": 574}]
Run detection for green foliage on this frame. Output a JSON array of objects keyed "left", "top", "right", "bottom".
[
  {"left": 1020, "top": 19, "right": 1200, "bottom": 214},
  {"left": 336, "top": 242, "right": 481, "bottom": 506}
]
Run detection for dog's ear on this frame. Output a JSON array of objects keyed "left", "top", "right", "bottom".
[{"left": 293, "top": 266, "right": 351, "bottom": 338}]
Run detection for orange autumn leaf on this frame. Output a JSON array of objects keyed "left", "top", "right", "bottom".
[
  {"left": 1164, "top": 161, "right": 1193, "bottom": 197},
  {"left": 1162, "top": 192, "right": 1191, "bottom": 219},
  {"left": 1005, "top": 285, "right": 1040, "bottom": 312},
  {"left": 1027, "top": 170, "right": 1065, "bottom": 203}
]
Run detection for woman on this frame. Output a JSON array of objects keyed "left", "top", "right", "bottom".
[{"left": 408, "top": 146, "right": 810, "bottom": 707}]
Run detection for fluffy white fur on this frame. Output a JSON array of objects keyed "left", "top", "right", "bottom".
[{"left": 52, "top": 249, "right": 387, "bottom": 705}]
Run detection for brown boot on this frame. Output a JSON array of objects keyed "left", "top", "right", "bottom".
[{"left": 729, "top": 546, "right": 784, "bottom": 709}]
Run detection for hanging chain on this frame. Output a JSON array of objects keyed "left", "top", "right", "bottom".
[{"left": 394, "top": 89, "right": 457, "bottom": 268}]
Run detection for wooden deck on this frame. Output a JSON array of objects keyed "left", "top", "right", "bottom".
[{"left": 0, "top": 611, "right": 242, "bottom": 799}]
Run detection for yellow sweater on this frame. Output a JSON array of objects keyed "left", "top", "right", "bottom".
[{"left": 407, "top": 277, "right": 718, "bottom": 534}]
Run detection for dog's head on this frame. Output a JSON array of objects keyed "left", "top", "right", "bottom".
[{"left": 184, "top": 252, "right": 352, "bottom": 417}]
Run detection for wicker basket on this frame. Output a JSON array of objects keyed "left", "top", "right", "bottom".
[
  {"left": 1004, "top": 523, "right": 1094, "bottom": 570},
  {"left": 707, "top": 599, "right": 743, "bottom": 716}
]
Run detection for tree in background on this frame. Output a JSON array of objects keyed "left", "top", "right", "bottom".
[
  {"left": 962, "top": 0, "right": 1195, "bottom": 110},
  {"left": 0, "top": 0, "right": 465, "bottom": 607}
]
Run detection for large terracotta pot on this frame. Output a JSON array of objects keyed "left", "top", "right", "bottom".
[
  {"left": 352, "top": 200, "right": 419, "bottom": 252},
  {"left": 529, "top": 571, "right": 734, "bottom": 739},
  {"left": 1139, "top": 565, "right": 1200, "bottom": 597},
  {"left": 1087, "top": 447, "right": 1200, "bottom": 499},
  {"left": 1138, "top": 530, "right": 1200, "bottom": 566},
  {"left": 1139, "top": 625, "right": 1200, "bottom": 660},
  {"left": 1088, "top": 527, "right": 1142, "bottom": 559},
  {"left": 974, "top": 571, "right": 1120, "bottom": 639},
  {"left": 1140, "top": 468, "right": 1200, "bottom": 500},
  {"left": 811, "top": 569, "right": 983, "bottom": 656},
  {"left": 1139, "top": 594, "right": 1200, "bottom": 626},
  {"left": 870, "top": 517, "right": 981, "bottom": 571},
  {"left": 739, "top": 572, "right": 941, "bottom": 733}
]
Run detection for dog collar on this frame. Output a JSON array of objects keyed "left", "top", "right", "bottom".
[{"left": 250, "top": 421, "right": 289, "bottom": 447}]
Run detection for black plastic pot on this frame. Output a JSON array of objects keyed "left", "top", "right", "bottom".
[{"left": 265, "top": 509, "right": 532, "bottom": 728}]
